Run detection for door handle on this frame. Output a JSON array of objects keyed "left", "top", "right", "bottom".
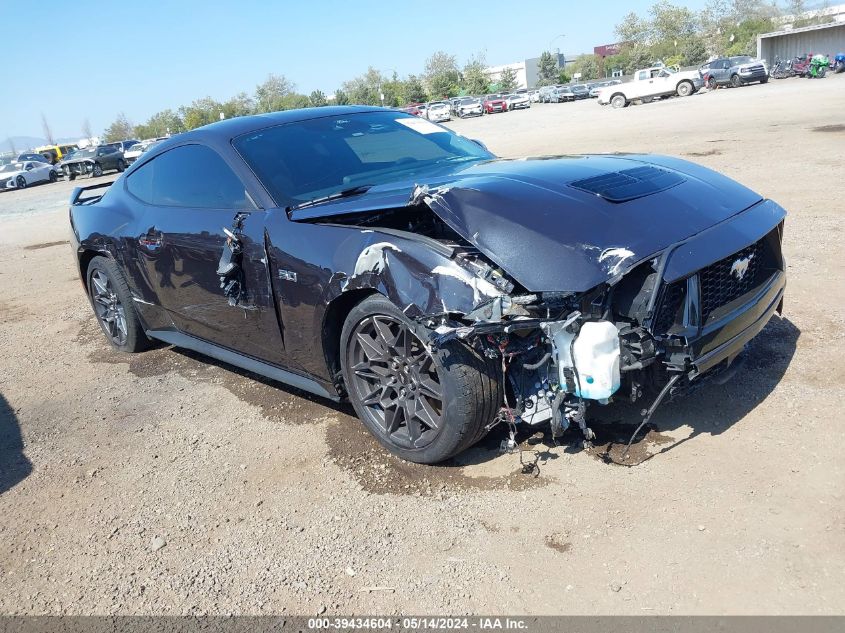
[{"left": 139, "top": 231, "right": 163, "bottom": 248}]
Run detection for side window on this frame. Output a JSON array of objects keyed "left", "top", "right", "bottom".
[
  {"left": 126, "top": 144, "right": 249, "bottom": 209},
  {"left": 637, "top": 71, "right": 647, "bottom": 81}
]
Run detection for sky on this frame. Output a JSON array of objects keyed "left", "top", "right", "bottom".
[{"left": 3, "top": 0, "right": 709, "bottom": 142}]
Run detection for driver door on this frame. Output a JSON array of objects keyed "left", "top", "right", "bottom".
[{"left": 123, "top": 143, "right": 287, "bottom": 366}]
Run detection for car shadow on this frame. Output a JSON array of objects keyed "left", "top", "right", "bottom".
[
  {"left": 452, "top": 316, "right": 800, "bottom": 468},
  {"left": 0, "top": 393, "right": 32, "bottom": 494}
]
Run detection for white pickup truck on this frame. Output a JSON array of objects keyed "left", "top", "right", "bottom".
[{"left": 597, "top": 65, "right": 703, "bottom": 108}]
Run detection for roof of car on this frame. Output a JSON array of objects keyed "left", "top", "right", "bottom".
[{"left": 169, "top": 105, "right": 385, "bottom": 144}]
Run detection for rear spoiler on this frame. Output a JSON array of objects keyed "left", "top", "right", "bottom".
[{"left": 70, "top": 180, "right": 114, "bottom": 206}]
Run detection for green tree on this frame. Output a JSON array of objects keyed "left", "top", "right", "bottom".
[
  {"left": 221, "top": 92, "right": 254, "bottom": 119},
  {"left": 309, "top": 90, "right": 328, "bottom": 107},
  {"left": 498, "top": 67, "right": 519, "bottom": 92},
  {"left": 102, "top": 113, "right": 134, "bottom": 142},
  {"left": 557, "top": 69, "right": 571, "bottom": 83},
  {"left": 536, "top": 51, "right": 559, "bottom": 86},
  {"left": 424, "top": 51, "right": 461, "bottom": 99},
  {"left": 134, "top": 109, "right": 184, "bottom": 139},
  {"left": 401, "top": 75, "right": 428, "bottom": 103},
  {"left": 333, "top": 89, "right": 349, "bottom": 105},
  {"left": 179, "top": 97, "right": 224, "bottom": 130},
  {"left": 342, "top": 67, "right": 384, "bottom": 105},
  {"left": 462, "top": 53, "right": 490, "bottom": 95},
  {"left": 570, "top": 55, "right": 600, "bottom": 81},
  {"left": 254, "top": 74, "right": 296, "bottom": 113}
]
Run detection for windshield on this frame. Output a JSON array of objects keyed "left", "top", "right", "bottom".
[
  {"left": 234, "top": 111, "right": 493, "bottom": 207},
  {"left": 1, "top": 163, "right": 24, "bottom": 173},
  {"left": 72, "top": 149, "right": 96, "bottom": 159}
]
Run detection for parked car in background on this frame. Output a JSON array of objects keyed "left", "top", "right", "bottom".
[
  {"left": 570, "top": 84, "right": 590, "bottom": 100},
  {"left": 700, "top": 56, "right": 769, "bottom": 89},
  {"left": 598, "top": 65, "right": 702, "bottom": 108},
  {"left": 0, "top": 160, "right": 58, "bottom": 190},
  {"left": 528, "top": 90, "right": 541, "bottom": 103},
  {"left": 504, "top": 93, "right": 531, "bottom": 110},
  {"left": 59, "top": 145, "right": 126, "bottom": 180},
  {"left": 589, "top": 80, "right": 622, "bottom": 97},
  {"left": 16, "top": 152, "right": 51, "bottom": 163},
  {"left": 101, "top": 139, "right": 140, "bottom": 154},
  {"left": 124, "top": 139, "right": 166, "bottom": 165},
  {"left": 34, "top": 144, "right": 78, "bottom": 165},
  {"left": 455, "top": 97, "right": 483, "bottom": 118},
  {"left": 482, "top": 94, "right": 508, "bottom": 113},
  {"left": 426, "top": 101, "right": 451, "bottom": 123},
  {"left": 550, "top": 86, "right": 575, "bottom": 102}
]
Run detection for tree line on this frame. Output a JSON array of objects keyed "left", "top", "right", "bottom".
[{"left": 101, "top": 0, "right": 833, "bottom": 142}]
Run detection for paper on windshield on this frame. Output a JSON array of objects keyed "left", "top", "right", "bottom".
[{"left": 396, "top": 118, "right": 443, "bottom": 135}]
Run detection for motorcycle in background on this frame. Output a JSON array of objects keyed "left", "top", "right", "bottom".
[
  {"left": 808, "top": 54, "right": 829, "bottom": 78},
  {"left": 769, "top": 56, "right": 793, "bottom": 79},
  {"left": 834, "top": 53, "right": 845, "bottom": 74}
]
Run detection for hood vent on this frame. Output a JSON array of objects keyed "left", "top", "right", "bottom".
[{"left": 570, "top": 165, "right": 685, "bottom": 203}]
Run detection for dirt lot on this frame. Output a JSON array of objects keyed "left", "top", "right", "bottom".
[{"left": 1, "top": 77, "right": 844, "bottom": 616}]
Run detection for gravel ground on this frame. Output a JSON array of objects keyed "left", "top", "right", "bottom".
[{"left": 0, "top": 76, "right": 843, "bottom": 616}]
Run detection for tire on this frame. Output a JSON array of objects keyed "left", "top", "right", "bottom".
[
  {"left": 86, "top": 256, "right": 151, "bottom": 353},
  {"left": 676, "top": 80, "right": 694, "bottom": 97},
  {"left": 92, "top": 163, "right": 103, "bottom": 177},
  {"left": 48, "top": 170, "right": 58, "bottom": 183},
  {"left": 15, "top": 176, "right": 26, "bottom": 189},
  {"left": 340, "top": 294, "right": 502, "bottom": 464},
  {"left": 116, "top": 159, "right": 126, "bottom": 172},
  {"left": 69, "top": 172, "right": 76, "bottom": 181},
  {"left": 818, "top": 66, "right": 826, "bottom": 78},
  {"left": 610, "top": 93, "right": 627, "bottom": 109},
  {"left": 730, "top": 74, "right": 742, "bottom": 88},
  {"left": 706, "top": 76, "right": 717, "bottom": 90},
  {"left": 760, "top": 76, "right": 769, "bottom": 84}
]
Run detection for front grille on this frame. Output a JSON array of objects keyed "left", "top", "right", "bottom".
[
  {"left": 652, "top": 281, "right": 685, "bottom": 334},
  {"left": 699, "top": 241, "right": 763, "bottom": 321}
]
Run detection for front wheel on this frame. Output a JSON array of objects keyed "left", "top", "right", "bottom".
[
  {"left": 87, "top": 256, "right": 151, "bottom": 353},
  {"left": 676, "top": 80, "right": 694, "bottom": 97},
  {"left": 49, "top": 170, "right": 58, "bottom": 183},
  {"left": 116, "top": 159, "right": 126, "bottom": 172},
  {"left": 340, "top": 295, "right": 502, "bottom": 464},
  {"left": 730, "top": 74, "right": 742, "bottom": 88},
  {"left": 15, "top": 176, "right": 26, "bottom": 189},
  {"left": 92, "top": 163, "right": 103, "bottom": 177},
  {"left": 610, "top": 93, "right": 627, "bottom": 108}
]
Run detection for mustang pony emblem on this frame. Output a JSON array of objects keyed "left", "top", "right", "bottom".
[{"left": 730, "top": 253, "right": 754, "bottom": 281}]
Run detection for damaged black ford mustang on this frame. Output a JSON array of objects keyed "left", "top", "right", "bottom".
[{"left": 69, "top": 106, "right": 787, "bottom": 464}]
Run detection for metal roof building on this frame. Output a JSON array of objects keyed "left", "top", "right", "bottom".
[{"left": 757, "top": 21, "right": 845, "bottom": 62}]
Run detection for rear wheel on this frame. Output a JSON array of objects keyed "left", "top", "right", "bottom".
[
  {"left": 760, "top": 76, "right": 769, "bottom": 83},
  {"left": 340, "top": 295, "right": 502, "bottom": 464},
  {"left": 116, "top": 159, "right": 126, "bottom": 172},
  {"left": 48, "top": 170, "right": 58, "bottom": 183},
  {"left": 87, "top": 256, "right": 151, "bottom": 353},
  {"left": 610, "top": 93, "right": 627, "bottom": 108},
  {"left": 730, "top": 74, "right": 742, "bottom": 88},
  {"left": 706, "top": 76, "right": 717, "bottom": 90}
]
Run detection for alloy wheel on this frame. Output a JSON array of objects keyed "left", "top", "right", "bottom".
[
  {"left": 15, "top": 176, "right": 26, "bottom": 189},
  {"left": 92, "top": 163, "right": 103, "bottom": 177},
  {"left": 90, "top": 269, "right": 128, "bottom": 346},
  {"left": 347, "top": 315, "right": 444, "bottom": 449}
]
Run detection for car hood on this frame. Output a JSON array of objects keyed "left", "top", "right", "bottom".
[
  {"left": 60, "top": 157, "right": 94, "bottom": 165},
  {"left": 1, "top": 169, "right": 25, "bottom": 180},
  {"left": 292, "top": 154, "right": 764, "bottom": 292}
]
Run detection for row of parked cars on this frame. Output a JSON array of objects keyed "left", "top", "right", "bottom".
[{"left": 0, "top": 138, "right": 167, "bottom": 191}]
